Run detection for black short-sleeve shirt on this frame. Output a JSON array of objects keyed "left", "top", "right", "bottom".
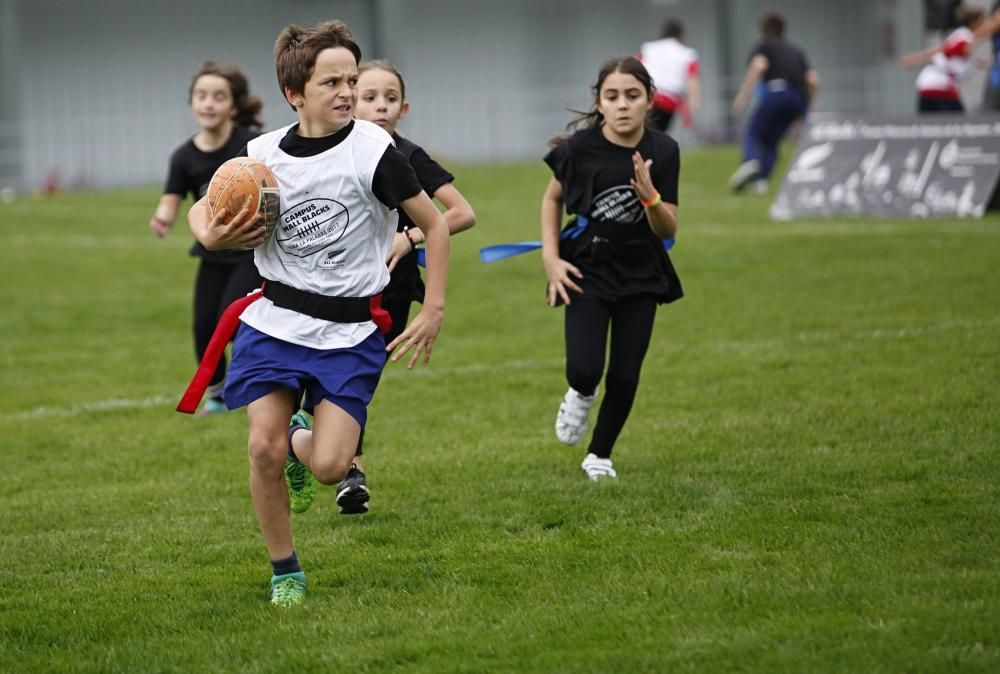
[
  {"left": 381, "top": 133, "right": 456, "bottom": 306},
  {"left": 544, "top": 125, "right": 682, "bottom": 304},
  {"left": 749, "top": 38, "right": 811, "bottom": 95},
  {"left": 164, "top": 125, "right": 261, "bottom": 263},
  {"left": 273, "top": 121, "right": 423, "bottom": 209}
]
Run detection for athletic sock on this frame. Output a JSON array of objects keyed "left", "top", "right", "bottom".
[
  {"left": 271, "top": 551, "right": 302, "bottom": 577},
  {"left": 355, "top": 428, "right": 365, "bottom": 457}
]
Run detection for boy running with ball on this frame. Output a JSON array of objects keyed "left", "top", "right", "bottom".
[{"left": 188, "top": 19, "right": 449, "bottom": 607}]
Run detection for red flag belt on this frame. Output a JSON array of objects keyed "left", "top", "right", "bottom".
[{"left": 176, "top": 285, "right": 392, "bottom": 414}]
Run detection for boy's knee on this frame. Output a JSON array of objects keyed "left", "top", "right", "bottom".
[
  {"left": 247, "top": 433, "right": 287, "bottom": 476},
  {"left": 309, "top": 452, "right": 353, "bottom": 485}
]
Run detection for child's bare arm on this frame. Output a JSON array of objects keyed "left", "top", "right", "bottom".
[
  {"left": 386, "top": 192, "right": 449, "bottom": 368},
  {"left": 541, "top": 177, "right": 582, "bottom": 307},
  {"left": 150, "top": 194, "right": 182, "bottom": 238},
  {"left": 433, "top": 183, "right": 476, "bottom": 235}
]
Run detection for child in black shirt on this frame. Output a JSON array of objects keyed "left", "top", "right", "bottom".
[
  {"left": 149, "top": 62, "right": 264, "bottom": 415},
  {"left": 344, "top": 59, "right": 476, "bottom": 512},
  {"left": 541, "top": 55, "right": 682, "bottom": 480}
]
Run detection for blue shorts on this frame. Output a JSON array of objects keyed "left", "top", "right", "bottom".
[{"left": 223, "top": 324, "right": 387, "bottom": 428}]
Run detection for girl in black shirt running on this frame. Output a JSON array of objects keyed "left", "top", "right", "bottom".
[
  {"left": 149, "top": 62, "right": 264, "bottom": 415},
  {"left": 541, "top": 56, "right": 682, "bottom": 481},
  {"left": 356, "top": 60, "right": 476, "bottom": 340},
  {"left": 334, "top": 59, "right": 476, "bottom": 513}
]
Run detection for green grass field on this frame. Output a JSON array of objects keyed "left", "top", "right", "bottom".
[{"left": 1, "top": 146, "right": 998, "bottom": 673}]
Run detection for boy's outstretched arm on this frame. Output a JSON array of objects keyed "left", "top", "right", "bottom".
[{"left": 386, "top": 192, "right": 449, "bottom": 368}]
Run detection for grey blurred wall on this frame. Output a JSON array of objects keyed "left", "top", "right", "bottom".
[{"left": 0, "top": 0, "right": 928, "bottom": 192}]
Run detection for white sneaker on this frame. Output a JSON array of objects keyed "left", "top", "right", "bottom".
[
  {"left": 555, "top": 387, "right": 597, "bottom": 445},
  {"left": 728, "top": 159, "right": 760, "bottom": 193},
  {"left": 752, "top": 178, "right": 769, "bottom": 195},
  {"left": 581, "top": 453, "right": 617, "bottom": 481}
]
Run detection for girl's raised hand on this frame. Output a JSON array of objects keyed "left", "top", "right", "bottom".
[{"left": 629, "top": 151, "right": 656, "bottom": 204}]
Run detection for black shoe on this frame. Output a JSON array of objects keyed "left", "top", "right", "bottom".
[{"left": 336, "top": 464, "right": 370, "bottom": 515}]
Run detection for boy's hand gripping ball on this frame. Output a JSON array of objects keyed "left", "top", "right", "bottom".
[{"left": 206, "top": 157, "right": 280, "bottom": 247}]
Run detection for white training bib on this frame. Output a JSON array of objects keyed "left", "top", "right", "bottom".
[{"left": 241, "top": 120, "right": 398, "bottom": 349}]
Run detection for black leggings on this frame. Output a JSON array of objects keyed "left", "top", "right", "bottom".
[
  {"left": 193, "top": 257, "right": 262, "bottom": 388},
  {"left": 564, "top": 294, "right": 658, "bottom": 459}
]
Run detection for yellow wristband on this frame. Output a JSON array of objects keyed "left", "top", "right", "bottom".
[{"left": 640, "top": 192, "right": 661, "bottom": 208}]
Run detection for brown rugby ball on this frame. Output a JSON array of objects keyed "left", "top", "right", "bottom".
[{"left": 206, "top": 157, "right": 279, "bottom": 245}]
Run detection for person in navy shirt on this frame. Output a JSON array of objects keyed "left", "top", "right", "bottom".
[{"left": 729, "top": 10, "right": 819, "bottom": 195}]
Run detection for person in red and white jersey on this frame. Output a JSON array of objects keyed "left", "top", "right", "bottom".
[
  {"left": 638, "top": 18, "right": 700, "bottom": 133},
  {"left": 901, "top": 7, "right": 985, "bottom": 113}
]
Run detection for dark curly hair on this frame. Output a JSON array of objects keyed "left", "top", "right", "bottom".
[{"left": 188, "top": 61, "right": 264, "bottom": 130}]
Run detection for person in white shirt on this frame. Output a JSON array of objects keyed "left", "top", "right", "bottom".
[
  {"left": 638, "top": 18, "right": 700, "bottom": 133},
  {"left": 900, "top": 6, "right": 985, "bottom": 113}
]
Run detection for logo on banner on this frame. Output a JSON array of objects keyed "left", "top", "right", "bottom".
[{"left": 787, "top": 142, "right": 834, "bottom": 184}]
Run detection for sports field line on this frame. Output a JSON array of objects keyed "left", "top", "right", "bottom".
[
  {"left": 8, "top": 219, "right": 999, "bottom": 252},
  {"left": 3, "top": 394, "right": 176, "bottom": 421},
  {"left": 5, "top": 317, "right": 996, "bottom": 421}
]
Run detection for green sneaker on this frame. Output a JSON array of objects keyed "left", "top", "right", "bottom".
[
  {"left": 270, "top": 572, "right": 307, "bottom": 607},
  {"left": 286, "top": 411, "right": 317, "bottom": 514}
]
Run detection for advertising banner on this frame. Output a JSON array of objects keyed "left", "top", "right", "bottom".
[{"left": 770, "top": 116, "right": 1000, "bottom": 220}]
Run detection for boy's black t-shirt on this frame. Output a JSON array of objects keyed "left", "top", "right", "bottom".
[
  {"left": 544, "top": 125, "right": 683, "bottom": 304},
  {"left": 393, "top": 134, "right": 455, "bottom": 232},
  {"left": 749, "top": 38, "right": 811, "bottom": 95},
  {"left": 382, "top": 133, "right": 456, "bottom": 306},
  {"left": 164, "top": 124, "right": 261, "bottom": 263}
]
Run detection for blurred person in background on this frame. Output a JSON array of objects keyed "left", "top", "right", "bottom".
[
  {"left": 638, "top": 18, "right": 700, "bottom": 133},
  {"left": 149, "top": 62, "right": 264, "bottom": 416},
  {"left": 900, "top": 5, "right": 986, "bottom": 113},
  {"left": 729, "top": 10, "right": 819, "bottom": 195},
  {"left": 982, "top": 1, "right": 1000, "bottom": 110}
]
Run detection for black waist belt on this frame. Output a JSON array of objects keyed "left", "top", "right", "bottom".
[
  {"left": 263, "top": 279, "right": 373, "bottom": 323},
  {"left": 587, "top": 218, "right": 651, "bottom": 242}
]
